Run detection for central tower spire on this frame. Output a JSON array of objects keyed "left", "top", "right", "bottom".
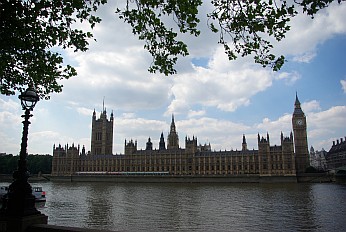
[
  {"left": 103, "top": 96, "right": 105, "bottom": 113},
  {"left": 170, "top": 114, "right": 176, "bottom": 133},
  {"left": 167, "top": 114, "right": 179, "bottom": 149}
]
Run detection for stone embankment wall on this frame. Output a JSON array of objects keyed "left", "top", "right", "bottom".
[
  {"left": 0, "top": 174, "right": 50, "bottom": 182},
  {"left": 50, "top": 174, "right": 300, "bottom": 183},
  {"left": 297, "top": 173, "right": 335, "bottom": 183}
]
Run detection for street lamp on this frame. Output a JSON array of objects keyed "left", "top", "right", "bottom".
[{"left": 1, "top": 87, "right": 40, "bottom": 216}]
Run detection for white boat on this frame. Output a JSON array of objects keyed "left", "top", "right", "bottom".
[
  {"left": 0, "top": 186, "right": 46, "bottom": 202},
  {"left": 31, "top": 186, "right": 46, "bottom": 202}
]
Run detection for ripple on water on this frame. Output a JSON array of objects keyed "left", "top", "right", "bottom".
[{"left": 3, "top": 182, "right": 344, "bottom": 232}]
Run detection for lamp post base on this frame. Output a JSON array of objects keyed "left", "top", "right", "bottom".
[
  {"left": 0, "top": 178, "right": 40, "bottom": 216},
  {"left": 0, "top": 177, "right": 48, "bottom": 232},
  {"left": 0, "top": 213, "right": 47, "bottom": 232}
]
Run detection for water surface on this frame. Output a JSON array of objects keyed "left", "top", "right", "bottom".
[{"left": 2, "top": 182, "right": 345, "bottom": 231}]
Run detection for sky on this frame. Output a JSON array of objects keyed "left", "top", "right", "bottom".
[{"left": 1, "top": 1, "right": 345, "bottom": 156}]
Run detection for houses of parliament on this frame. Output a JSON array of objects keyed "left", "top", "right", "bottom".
[{"left": 51, "top": 95, "right": 310, "bottom": 178}]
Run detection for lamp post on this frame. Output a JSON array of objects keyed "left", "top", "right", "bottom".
[{"left": 1, "top": 87, "right": 40, "bottom": 216}]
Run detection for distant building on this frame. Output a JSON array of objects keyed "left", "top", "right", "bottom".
[
  {"left": 326, "top": 137, "right": 346, "bottom": 170},
  {"left": 309, "top": 147, "right": 327, "bottom": 171},
  {"left": 52, "top": 95, "right": 310, "bottom": 177}
]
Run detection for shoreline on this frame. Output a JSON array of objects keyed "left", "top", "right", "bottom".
[
  {"left": 49, "top": 173, "right": 335, "bottom": 183},
  {"left": 0, "top": 174, "right": 50, "bottom": 182},
  {"left": 1, "top": 173, "right": 336, "bottom": 184}
]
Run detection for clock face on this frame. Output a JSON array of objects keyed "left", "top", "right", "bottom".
[{"left": 296, "top": 119, "right": 304, "bottom": 126}]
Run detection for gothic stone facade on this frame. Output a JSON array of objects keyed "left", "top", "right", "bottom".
[
  {"left": 326, "top": 137, "right": 346, "bottom": 170},
  {"left": 52, "top": 95, "right": 310, "bottom": 177}
]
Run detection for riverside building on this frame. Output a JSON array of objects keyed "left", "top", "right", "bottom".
[{"left": 51, "top": 95, "right": 310, "bottom": 178}]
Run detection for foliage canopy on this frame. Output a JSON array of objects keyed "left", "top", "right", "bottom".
[
  {"left": 0, "top": 0, "right": 343, "bottom": 98},
  {"left": 0, "top": 0, "right": 106, "bottom": 98},
  {"left": 0, "top": 154, "right": 52, "bottom": 174}
]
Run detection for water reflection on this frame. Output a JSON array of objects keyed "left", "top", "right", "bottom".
[
  {"left": 310, "top": 184, "right": 346, "bottom": 231},
  {"left": 85, "top": 183, "right": 113, "bottom": 229},
  {"left": 1, "top": 182, "right": 345, "bottom": 231},
  {"left": 35, "top": 201, "right": 46, "bottom": 209}
]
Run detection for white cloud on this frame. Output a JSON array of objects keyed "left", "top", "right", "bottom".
[
  {"left": 0, "top": 110, "right": 21, "bottom": 126},
  {"left": 302, "top": 100, "right": 322, "bottom": 113},
  {"left": 306, "top": 105, "right": 346, "bottom": 150},
  {"left": 121, "top": 113, "right": 136, "bottom": 119},
  {"left": 77, "top": 107, "right": 94, "bottom": 116},
  {"left": 165, "top": 49, "right": 274, "bottom": 114},
  {"left": 292, "top": 52, "right": 317, "bottom": 63},
  {"left": 54, "top": 0, "right": 346, "bottom": 119},
  {"left": 275, "top": 71, "right": 301, "bottom": 85},
  {"left": 187, "top": 110, "right": 206, "bottom": 118},
  {"left": 0, "top": 98, "right": 20, "bottom": 112},
  {"left": 275, "top": 1, "right": 346, "bottom": 61},
  {"left": 0, "top": 98, "right": 23, "bottom": 151},
  {"left": 307, "top": 105, "right": 346, "bottom": 129},
  {"left": 341, "top": 79, "right": 346, "bottom": 93},
  {"left": 57, "top": 1, "right": 286, "bottom": 118}
]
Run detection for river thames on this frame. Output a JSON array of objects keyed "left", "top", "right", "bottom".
[{"left": 2, "top": 181, "right": 346, "bottom": 231}]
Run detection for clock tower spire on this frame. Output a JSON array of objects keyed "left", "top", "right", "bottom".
[{"left": 292, "top": 93, "right": 309, "bottom": 174}]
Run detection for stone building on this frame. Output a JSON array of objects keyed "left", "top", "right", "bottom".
[
  {"left": 326, "top": 137, "right": 346, "bottom": 170},
  {"left": 52, "top": 95, "right": 310, "bottom": 177},
  {"left": 309, "top": 147, "right": 327, "bottom": 171},
  {"left": 292, "top": 94, "right": 310, "bottom": 173}
]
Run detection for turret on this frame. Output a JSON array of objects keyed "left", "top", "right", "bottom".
[
  {"left": 258, "top": 133, "right": 260, "bottom": 143},
  {"left": 185, "top": 136, "right": 197, "bottom": 153},
  {"left": 81, "top": 145, "right": 86, "bottom": 156},
  {"left": 159, "top": 132, "right": 166, "bottom": 150},
  {"left": 125, "top": 139, "right": 137, "bottom": 155},
  {"left": 146, "top": 137, "right": 153, "bottom": 150},
  {"left": 281, "top": 132, "right": 294, "bottom": 144},
  {"left": 242, "top": 134, "right": 247, "bottom": 151},
  {"left": 93, "top": 109, "right": 96, "bottom": 120}
]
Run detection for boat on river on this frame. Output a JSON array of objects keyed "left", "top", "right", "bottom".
[{"left": 0, "top": 186, "right": 46, "bottom": 202}]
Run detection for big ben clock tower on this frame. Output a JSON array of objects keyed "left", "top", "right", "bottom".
[{"left": 292, "top": 93, "right": 310, "bottom": 174}]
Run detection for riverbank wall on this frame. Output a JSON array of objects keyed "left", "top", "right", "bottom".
[
  {"left": 297, "top": 173, "right": 335, "bottom": 183},
  {"left": 49, "top": 174, "right": 300, "bottom": 183},
  {"left": 0, "top": 174, "right": 50, "bottom": 183},
  {"left": 1, "top": 173, "right": 335, "bottom": 184}
]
